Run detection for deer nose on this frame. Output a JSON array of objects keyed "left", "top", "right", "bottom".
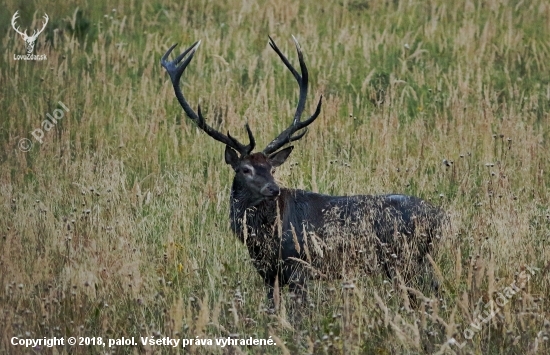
[
  {"left": 270, "top": 186, "right": 280, "bottom": 196},
  {"left": 261, "top": 184, "right": 280, "bottom": 197}
]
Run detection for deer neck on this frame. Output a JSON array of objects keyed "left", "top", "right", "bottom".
[{"left": 229, "top": 178, "right": 281, "bottom": 242}]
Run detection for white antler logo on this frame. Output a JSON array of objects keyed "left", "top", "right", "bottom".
[{"left": 11, "top": 11, "right": 49, "bottom": 54}]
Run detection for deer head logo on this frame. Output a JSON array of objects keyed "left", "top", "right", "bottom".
[{"left": 11, "top": 11, "right": 49, "bottom": 54}]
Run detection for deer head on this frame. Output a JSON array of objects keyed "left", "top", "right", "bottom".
[
  {"left": 161, "top": 36, "right": 322, "bottom": 204},
  {"left": 224, "top": 146, "right": 294, "bottom": 205},
  {"left": 11, "top": 11, "right": 49, "bottom": 54}
]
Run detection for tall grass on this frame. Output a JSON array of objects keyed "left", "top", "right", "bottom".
[{"left": 1, "top": 0, "right": 549, "bottom": 353}]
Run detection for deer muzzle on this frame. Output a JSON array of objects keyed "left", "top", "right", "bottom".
[{"left": 260, "top": 184, "right": 280, "bottom": 198}]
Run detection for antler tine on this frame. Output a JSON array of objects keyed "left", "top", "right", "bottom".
[
  {"left": 11, "top": 11, "right": 27, "bottom": 37},
  {"left": 227, "top": 122, "right": 255, "bottom": 154},
  {"left": 37, "top": 13, "right": 49, "bottom": 33},
  {"left": 263, "top": 36, "right": 323, "bottom": 155},
  {"left": 161, "top": 41, "right": 255, "bottom": 155}
]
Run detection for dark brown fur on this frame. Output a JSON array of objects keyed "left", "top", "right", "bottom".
[
  {"left": 161, "top": 38, "right": 445, "bottom": 306},
  {"left": 228, "top": 152, "right": 445, "bottom": 302}
]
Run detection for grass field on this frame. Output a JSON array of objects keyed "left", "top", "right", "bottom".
[{"left": 1, "top": 0, "right": 550, "bottom": 353}]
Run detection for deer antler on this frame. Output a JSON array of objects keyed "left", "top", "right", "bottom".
[
  {"left": 262, "top": 36, "right": 323, "bottom": 155},
  {"left": 161, "top": 41, "right": 256, "bottom": 156},
  {"left": 29, "top": 13, "right": 49, "bottom": 40},
  {"left": 11, "top": 11, "right": 49, "bottom": 40},
  {"left": 11, "top": 11, "right": 28, "bottom": 38}
]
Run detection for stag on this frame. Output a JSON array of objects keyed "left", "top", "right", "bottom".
[
  {"left": 11, "top": 11, "right": 49, "bottom": 54},
  {"left": 161, "top": 36, "right": 444, "bottom": 305}
]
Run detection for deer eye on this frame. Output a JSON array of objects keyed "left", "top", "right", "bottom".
[
  {"left": 242, "top": 167, "right": 251, "bottom": 174},
  {"left": 271, "top": 168, "right": 276, "bottom": 174}
]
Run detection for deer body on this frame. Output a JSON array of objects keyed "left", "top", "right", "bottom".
[
  {"left": 161, "top": 36, "right": 444, "bottom": 303},
  {"left": 228, "top": 154, "right": 443, "bottom": 299}
]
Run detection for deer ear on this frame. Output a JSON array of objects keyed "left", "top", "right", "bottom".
[
  {"left": 268, "top": 146, "right": 294, "bottom": 167},
  {"left": 225, "top": 146, "right": 240, "bottom": 170}
]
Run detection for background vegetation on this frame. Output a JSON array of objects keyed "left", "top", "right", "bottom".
[{"left": 1, "top": 0, "right": 549, "bottom": 353}]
